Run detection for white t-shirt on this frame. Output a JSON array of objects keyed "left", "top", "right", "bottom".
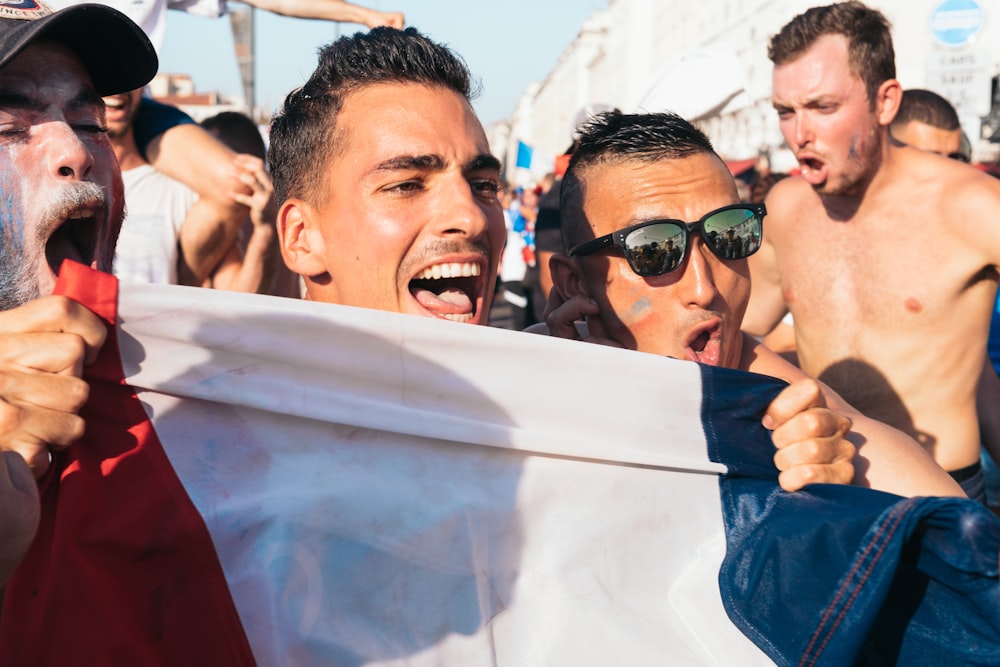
[
  {"left": 114, "top": 164, "right": 198, "bottom": 285},
  {"left": 499, "top": 210, "right": 527, "bottom": 283},
  {"left": 47, "top": 0, "right": 227, "bottom": 54}
]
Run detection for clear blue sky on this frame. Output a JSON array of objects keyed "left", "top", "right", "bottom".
[{"left": 159, "top": 0, "right": 608, "bottom": 125}]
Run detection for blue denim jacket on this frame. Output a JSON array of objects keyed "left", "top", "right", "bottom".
[{"left": 702, "top": 365, "right": 1000, "bottom": 666}]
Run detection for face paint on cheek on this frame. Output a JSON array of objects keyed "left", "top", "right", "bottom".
[
  {"left": 616, "top": 295, "right": 654, "bottom": 327},
  {"left": 0, "top": 165, "right": 25, "bottom": 248},
  {"left": 848, "top": 135, "right": 861, "bottom": 161},
  {"left": 0, "top": 161, "right": 39, "bottom": 309}
]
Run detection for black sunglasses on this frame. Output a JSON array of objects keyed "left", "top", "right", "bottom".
[{"left": 569, "top": 203, "right": 766, "bottom": 277}]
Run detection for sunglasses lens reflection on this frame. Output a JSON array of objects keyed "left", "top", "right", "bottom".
[
  {"left": 704, "top": 208, "right": 761, "bottom": 261},
  {"left": 624, "top": 223, "right": 685, "bottom": 276}
]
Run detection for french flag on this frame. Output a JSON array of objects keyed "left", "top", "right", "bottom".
[{"left": 1, "top": 262, "right": 998, "bottom": 665}]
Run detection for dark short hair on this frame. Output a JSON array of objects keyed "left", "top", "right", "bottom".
[
  {"left": 768, "top": 1, "right": 895, "bottom": 105},
  {"left": 560, "top": 110, "right": 718, "bottom": 250},
  {"left": 269, "top": 27, "right": 476, "bottom": 205},
  {"left": 201, "top": 111, "right": 267, "bottom": 159},
  {"left": 891, "top": 89, "right": 960, "bottom": 131}
]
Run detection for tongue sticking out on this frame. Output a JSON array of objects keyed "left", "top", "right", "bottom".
[{"left": 413, "top": 286, "right": 473, "bottom": 315}]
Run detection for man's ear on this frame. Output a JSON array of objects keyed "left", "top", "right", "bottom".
[
  {"left": 550, "top": 252, "right": 589, "bottom": 301},
  {"left": 277, "top": 199, "right": 326, "bottom": 277},
  {"left": 875, "top": 78, "right": 902, "bottom": 127}
]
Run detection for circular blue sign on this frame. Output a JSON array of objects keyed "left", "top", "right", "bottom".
[{"left": 930, "top": 0, "right": 985, "bottom": 47}]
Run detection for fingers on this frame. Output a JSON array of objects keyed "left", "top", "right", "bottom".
[
  {"left": 582, "top": 309, "right": 618, "bottom": 346},
  {"left": 0, "top": 367, "right": 90, "bottom": 415},
  {"left": 544, "top": 292, "right": 599, "bottom": 341},
  {"left": 0, "top": 297, "right": 100, "bottom": 479},
  {"left": 770, "top": 406, "right": 852, "bottom": 450},
  {"left": 0, "top": 372, "right": 88, "bottom": 478},
  {"left": 0, "top": 296, "right": 106, "bottom": 366},
  {"left": 763, "top": 377, "right": 825, "bottom": 430},
  {"left": 778, "top": 458, "right": 856, "bottom": 492},
  {"left": 372, "top": 11, "right": 404, "bottom": 29},
  {"left": 230, "top": 154, "right": 277, "bottom": 225},
  {"left": 768, "top": 378, "right": 856, "bottom": 492},
  {"left": 771, "top": 409, "right": 856, "bottom": 492},
  {"left": 0, "top": 450, "right": 41, "bottom": 584}
]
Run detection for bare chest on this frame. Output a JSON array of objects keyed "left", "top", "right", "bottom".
[{"left": 773, "top": 215, "right": 971, "bottom": 328}]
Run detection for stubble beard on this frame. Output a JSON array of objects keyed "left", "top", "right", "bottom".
[{"left": 817, "top": 127, "right": 882, "bottom": 198}]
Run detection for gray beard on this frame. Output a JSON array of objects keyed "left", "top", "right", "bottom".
[
  {"left": 0, "top": 245, "right": 42, "bottom": 310},
  {"left": 0, "top": 180, "right": 109, "bottom": 311}
]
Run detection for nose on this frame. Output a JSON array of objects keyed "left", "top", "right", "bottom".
[
  {"left": 791, "top": 113, "right": 812, "bottom": 149},
  {"left": 434, "top": 174, "right": 494, "bottom": 241},
  {"left": 44, "top": 122, "right": 94, "bottom": 181},
  {"left": 677, "top": 238, "right": 719, "bottom": 309}
]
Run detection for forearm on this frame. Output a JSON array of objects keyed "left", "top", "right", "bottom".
[
  {"left": 214, "top": 227, "right": 278, "bottom": 294},
  {"left": 837, "top": 402, "right": 964, "bottom": 497},
  {"left": 178, "top": 199, "right": 247, "bottom": 286},
  {"left": 145, "top": 124, "right": 248, "bottom": 212},
  {"left": 241, "top": 0, "right": 400, "bottom": 26}
]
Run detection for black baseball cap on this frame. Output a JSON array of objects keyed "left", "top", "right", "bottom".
[{"left": 0, "top": 0, "right": 157, "bottom": 95}]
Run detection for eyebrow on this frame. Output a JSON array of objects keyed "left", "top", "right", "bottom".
[
  {"left": 373, "top": 152, "right": 502, "bottom": 173},
  {"left": 468, "top": 153, "right": 502, "bottom": 172},
  {"left": 0, "top": 88, "right": 104, "bottom": 114}
]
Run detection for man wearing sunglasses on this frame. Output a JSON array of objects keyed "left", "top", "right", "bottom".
[
  {"left": 542, "top": 109, "right": 962, "bottom": 498},
  {"left": 743, "top": 1, "right": 1000, "bottom": 503}
]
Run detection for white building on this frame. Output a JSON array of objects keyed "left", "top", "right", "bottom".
[{"left": 493, "top": 0, "right": 1000, "bottom": 183}]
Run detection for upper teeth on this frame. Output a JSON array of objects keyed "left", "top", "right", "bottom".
[
  {"left": 416, "top": 262, "right": 481, "bottom": 280},
  {"left": 66, "top": 209, "right": 93, "bottom": 220}
]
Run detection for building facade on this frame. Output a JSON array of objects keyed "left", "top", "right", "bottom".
[{"left": 492, "top": 0, "right": 1000, "bottom": 184}]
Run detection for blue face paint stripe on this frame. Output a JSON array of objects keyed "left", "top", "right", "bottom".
[{"left": 0, "top": 157, "right": 36, "bottom": 308}]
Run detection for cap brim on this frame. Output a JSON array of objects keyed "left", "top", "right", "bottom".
[{"left": 0, "top": 3, "right": 157, "bottom": 95}]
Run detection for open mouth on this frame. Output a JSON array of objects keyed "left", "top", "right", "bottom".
[
  {"left": 797, "top": 155, "right": 828, "bottom": 186},
  {"left": 684, "top": 319, "right": 723, "bottom": 366},
  {"left": 409, "top": 261, "right": 484, "bottom": 323},
  {"left": 45, "top": 207, "right": 100, "bottom": 276}
]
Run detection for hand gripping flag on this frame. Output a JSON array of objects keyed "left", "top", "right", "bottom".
[{"left": 2, "top": 262, "right": 998, "bottom": 666}]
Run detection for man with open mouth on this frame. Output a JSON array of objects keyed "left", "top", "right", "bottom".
[
  {"left": 266, "top": 28, "right": 869, "bottom": 496},
  {"left": 0, "top": 1, "right": 156, "bottom": 584},
  {"left": 743, "top": 1, "right": 1000, "bottom": 505},
  {"left": 270, "top": 27, "right": 504, "bottom": 326},
  {"left": 0, "top": 18, "right": 940, "bottom": 658},
  {"left": 542, "top": 109, "right": 963, "bottom": 499}
]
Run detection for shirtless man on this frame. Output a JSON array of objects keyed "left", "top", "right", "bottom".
[
  {"left": 889, "top": 88, "right": 1000, "bottom": 508},
  {"left": 741, "top": 1, "right": 1000, "bottom": 500},
  {"left": 0, "top": 27, "right": 863, "bottom": 657},
  {"left": 269, "top": 27, "right": 861, "bottom": 492},
  {"left": 541, "top": 108, "right": 961, "bottom": 498}
]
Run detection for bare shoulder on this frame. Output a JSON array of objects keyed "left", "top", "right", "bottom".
[
  {"left": 763, "top": 176, "right": 816, "bottom": 225},
  {"left": 740, "top": 333, "right": 805, "bottom": 382},
  {"left": 896, "top": 149, "right": 1000, "bottom": 208},
  {"left": 761, "top": 175, "right": 822, "bottom": 246},
  {"left": 930, "top": 158, "right": 1000, "bottom": 254}
]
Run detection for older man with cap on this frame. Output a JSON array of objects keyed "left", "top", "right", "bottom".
[{"left": 0, "top": 1, "right": 156, "bottom": 584}]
